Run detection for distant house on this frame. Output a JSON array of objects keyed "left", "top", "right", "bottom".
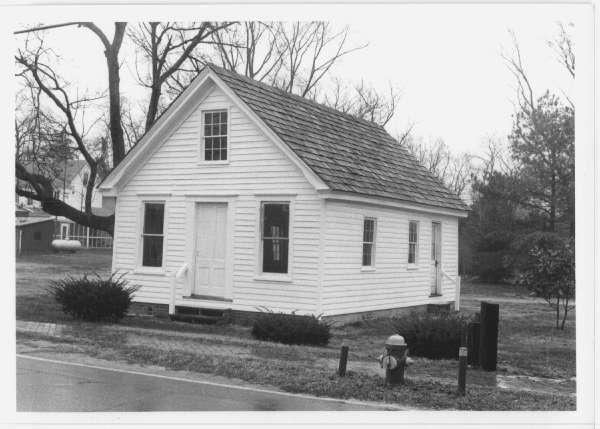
[
  {"left": 100, "top": 64, "right": 468, "bottom": 321},
  {"left": 15, "top": 217, "right": 54, "bottom": 254},
  {"left": 16, "top": 160, "right": 112, "bottom": 249},
  {"left": 16, "top": 159, "right": 101, "bottom": 211}
]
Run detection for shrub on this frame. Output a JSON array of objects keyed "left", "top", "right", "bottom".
[
  {"left": 251, "top": 310, "right": 331, "bottom": 346},
  {"left": 514, "top": 233, "right": 575, "bottom": 330},
  {"left": 391, "top": 312, "right": 471, "bottom": 360},
  {"left": 48, "top": 273, "right": 138, "bottom": 322}
]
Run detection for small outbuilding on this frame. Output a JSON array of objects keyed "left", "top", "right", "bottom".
[
  {"left": 15, "top": 217, "right": 55, "bottom": 255},
  {"left": 100, "top": 64, "right": 469, "bottom": 322}
]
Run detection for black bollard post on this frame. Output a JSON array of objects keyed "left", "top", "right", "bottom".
[
  {"left": 467, "top": 321, "right": 481, "bottom": 367},
  {"left": 338, "top": 344, "right": 349, "bottom": 377},
  {"left": 479, "top": 302, "right": 499, "bottom": 371},
  {"left": 458, "top": 346, "right": 467, "bottom": 395}
]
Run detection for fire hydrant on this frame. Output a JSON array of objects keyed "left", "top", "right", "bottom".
[{"left": 379, "top": 335, "right": 409, "bottom": 385}]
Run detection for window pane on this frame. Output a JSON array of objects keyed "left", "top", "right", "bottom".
[
  {"left": 221, "top": 149, "right": 227, "bottom": 160},
  {"left": 263, "top": 204, "right": 289, "bottom": 238},
  {"left": 212, "top": 123, "right": 220, "bottom": 135},
  {"left": 143, "top": 236, "right": 163, "bottom": 267},
  {"left": 220, "top": 123, "right": 227, "bottom": 135},
  {"left": 363, "top": 219, "right": 374, "bottom": 242},
  {"left": 204, "top": 124, "right": 211, "bottom": 136},
  {"left": 221, "top": 136, "right": 227, "bottom": 150},
  {"left": 409, "top": 221, "right": 417, "bottom": 243},
  {"left": 362, "top": 243, "right": 373, "bottom": 266},
  {"left": 408, "top": 243, "right": 416, "bottom": 264},
  {"left": 143, "top": 203, "right": 164, "bottom": 234},
  {"left": 220, "top": 111, "right": 228, "bottom": 123},
  {"left": 263, "top": 238, "right": 289, "bottom": 273},
  {"left": 205, "top": 149, "right": 213, "bottom": 161},
  {"left": 262, "top": 203, "right": 290, "bottom": 273}
]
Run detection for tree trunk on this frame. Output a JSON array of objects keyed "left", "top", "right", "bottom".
[
  {"left": 555, "top": 297, "right": 560, "bottom": 329},
  {"left": 145, "top": 83, "right": 161, "bottom": 132},
  {"left": 560, "top": 298, "right": 569, "bottom": 330},
  {"left": 549, "top": 173, "right": 557, "bottom": 232},
  {"left": 106, "top": 49, "right": 125, "bottom": 166},
  {"left": 41, "top": 199, "right": 114, "bottom": 235}
]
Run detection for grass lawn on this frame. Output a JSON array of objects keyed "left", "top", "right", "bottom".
[
  {"left": 16, "top": 251, "right": 576, "bottom": 410},
  {"left": 16, "top": 250, "right": 112, "bottom": 322}
]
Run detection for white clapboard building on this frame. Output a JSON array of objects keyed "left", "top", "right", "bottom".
[{"left": 99, "top": 64, "right": 468, "bottom": 322}]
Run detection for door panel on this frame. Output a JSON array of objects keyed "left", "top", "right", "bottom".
[
  {"left": 194, "top": 203, "right": 228, "bottom": 297},
  {"left": 430, "top": 222, "right": 442, "bottom": 295}
]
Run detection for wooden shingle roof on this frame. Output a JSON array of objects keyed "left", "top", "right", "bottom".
[{"left": 209, "top": 65, "right": 467, "bottom": 212}]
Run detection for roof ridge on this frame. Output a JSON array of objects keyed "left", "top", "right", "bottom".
[{"left": 206, "top": 63, "right": 389, "bottom": 131}]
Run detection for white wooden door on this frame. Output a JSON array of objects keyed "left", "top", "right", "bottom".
[
  {"left": 194, "top": 203, "right": 228, "bottom": 297},
  {"left": 430, "top": 222, "right": 442, "bottom": 296}
]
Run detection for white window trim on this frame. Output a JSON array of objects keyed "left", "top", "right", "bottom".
[
  {"left": 361, "top": 216, "right": 377, "bottom": 270},
  {"left": 135, "top": 200, "right": 168, "bottom": 275},
  {"left": 255, "top": 197, "right": 295, "bottom": 282},
  {"left": 408, "top": 220, "right": 420, "bottom": 269},
  {"left": 198, "top": 107, "right": 231, "bottom": 165}
]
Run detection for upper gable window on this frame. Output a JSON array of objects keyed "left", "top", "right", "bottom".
[{"left": 203, "top": 110, "right": 228, "bottom": 161}]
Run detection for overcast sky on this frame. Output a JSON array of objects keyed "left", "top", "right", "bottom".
[{"left": 16, "top": 4, "right": 583, "bottom": 158}]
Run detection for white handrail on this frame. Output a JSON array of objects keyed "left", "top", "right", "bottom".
[
  {"left": 441, "top": 269, "right": 462, "bottom": 312},
  {"left": 176, "top": 263, "right": 189, "bottom": 279},
  {"left": 440, "top": 269, "right": 454, "bottom": 282},
  {"left": 169, "top": 263, "right": 190, "bottom": 315}
]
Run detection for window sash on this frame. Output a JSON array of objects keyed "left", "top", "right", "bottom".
[
  {"left": 408, "top": 243, "right": 417, "bottom": 264},
  {"left": 141, "top": 202, "right": 165, "bottom": 267},
  {"left": 408, "top": 221, "right": 418, "bottom": 264},
  {"left": 261, "top": 202, "right": 290, "bottom": 274},
  {"left": 362, "top": 218, "right": 376, "bottom": 266},
  {"left": 204, "top": 110, "right": 228, "bottom": 161}
]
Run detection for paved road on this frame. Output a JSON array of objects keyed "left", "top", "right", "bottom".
[{"left": 17, "top": 356, "right": 394, "bottom": 411}]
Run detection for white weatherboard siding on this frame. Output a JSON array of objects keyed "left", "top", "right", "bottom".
[
  {"left": 112, "top": 85, "right": 321, "bottom": 314},
  {"left": 322, "top": 200, "right": 458, "bottom": 316}
]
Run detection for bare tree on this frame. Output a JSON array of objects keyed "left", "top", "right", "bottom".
[
  {"left": 15, "top": 27, "right": 121, "bottom": 233},
  {"left": 203, "top": 22, "right": 365, "bottom": 96},
  {"left": 547, "top": 22, "right": 575, "bottom": 108},
  {"left": 548, "top": 22, "right": 575, "bottom": 79},
  {"left": 206, "top": 22, "right": 286, "bottom": 84},
  {"left": 128, "top": 21, "right": 236, "bottom": 131},
  {"left": 502, "top": 29, "right": 537, "bottom": 115},
  {"left": 321, "top": 78, "right": 401, "bottom": 126},
  {"left": 403, "top": 136, "right": 473, "bottom": 197}
]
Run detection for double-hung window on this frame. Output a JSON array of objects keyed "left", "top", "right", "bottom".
[
  {"left": 141, "top": 202, "right": 165, "bottom": 267},
  {"left": 408, "top": 220, "right": 418, "bottom": 264},
  {"left": 203, "top": 110, "right": 228, "bottom": 161},
  {"left": 362, "top": 218, "right": 376, "bottom": 267},
  {"left": 261, "top": 202, "right": 289, "bottom": 274}
]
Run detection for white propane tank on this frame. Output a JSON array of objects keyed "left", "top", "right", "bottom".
[{"left": 52, "top": 239, "right": 82, "bottom": 252}]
